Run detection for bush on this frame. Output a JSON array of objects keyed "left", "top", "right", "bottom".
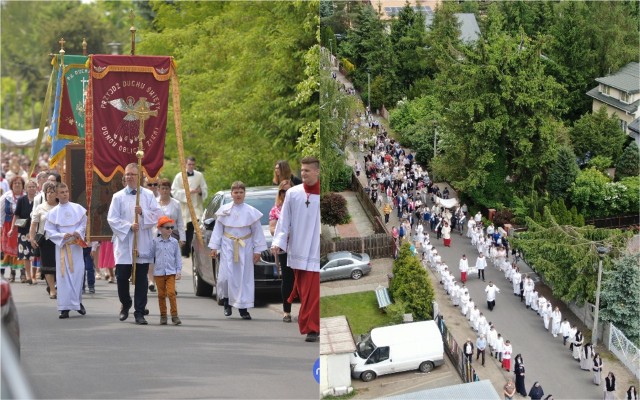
[
  {"left": 320, "top": 192, "right": 350, "bottom": 229},
  {"left": 389, "top": 242, "right": 435, "bottom": 321},
  {"left": 329, "top": 163, "right": 353, "bottom": 192},
  {"left": 615, "top": 142, "right": 640, "bottom": 179},
  {"left": 493, "top": 208, "right": 514, "bottom": 227}
]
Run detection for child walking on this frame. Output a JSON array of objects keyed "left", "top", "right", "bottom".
[{"left": 151, "top": 216, "right": 182, "bottom": 325}]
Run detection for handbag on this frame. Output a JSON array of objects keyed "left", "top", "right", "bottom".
[
  {"left": 32, "top": 233, "right": 45, "bottom": 257},
  {"left": 14, "top": 218, "right": 28, "bottom": 228}
]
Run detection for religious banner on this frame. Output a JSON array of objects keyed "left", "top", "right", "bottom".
[
  {"left": 49, "top": 55, "right": 89, "bottom": 167},
  {"left": 85, "top": 55, "right": 173, "bottom": 182}
]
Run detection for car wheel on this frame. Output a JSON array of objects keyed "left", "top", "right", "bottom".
[
  {"left": 419, "top": 361, "right": 434, "bottom": 373},
  {"left": 192, "top": 256, "right": 213, "bottom": 297},
  {"left": 360, "top": 370, "right": 376, "bottom": 382},
  {"left": 351, "top": 269, "right": 363, "bottom": 280}
]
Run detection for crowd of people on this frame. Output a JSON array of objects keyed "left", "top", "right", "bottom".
[
  {"left": 350, "top": 124, "right": 638, "bottom": 399},
  {"left": 1, "top": 154, "right": 320, "bottom": 342}
]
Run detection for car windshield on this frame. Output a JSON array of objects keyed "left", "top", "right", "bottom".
[
  {"left": 223, "top": 194, "right": 273, "bottom": 226},
  {"left": 320, "top": 255, "right": 329, "bottom": 266},
  {"left": 356, "top": 334, "right": 376, "bottom": 359}
]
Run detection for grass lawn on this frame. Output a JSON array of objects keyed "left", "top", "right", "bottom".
[{"left": 320, "top": 291, "right": 394, "bottom": 335}]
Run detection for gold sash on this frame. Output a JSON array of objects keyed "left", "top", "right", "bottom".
[
  {"left": 223, "top": 232, "right": 252, "bottom": 263},
  {"left": 59, "top": 239, "right": 83, "bottom": 278}
]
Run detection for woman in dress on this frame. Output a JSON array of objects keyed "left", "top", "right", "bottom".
[
  {"left": 29, "top": 182, "right": 58, "bottom": 298},
  {"left": 514, "top": 354, "right": 527, "bottom": 396},
  {"left": 269, "top": 180, "right": 293, "bottom": 322},
  {"left": 0, "top": 176, "right": 25, "bottom": 282},
  {"left": 580, "top": 342, "right": 593, "bottom": 371},
  {"left": 14, "top": 179, "right": 37, "bottom": 284},
  {"left": 592, "top": 353, "right": 603, "bottom": 385},
  {"left": 604, "top": 372, "right": 616, "bottom": 400}
]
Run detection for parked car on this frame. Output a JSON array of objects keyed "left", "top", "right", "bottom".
[
  {"left": 320, "top": 251, "right": 371, "bottom": 282},
  {"left": 1, "top": 278, "right": 19, "bottom": 357},
  {"left": 191, "top": 186, "right": 279, "bottom": 302}
]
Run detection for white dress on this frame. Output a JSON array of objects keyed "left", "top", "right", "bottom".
[
  {"left": 44, "top": 202, "right": 87, "bottom": 312},
  {"left": 208, "top": 202, "right": 267, "bottom": 309}
]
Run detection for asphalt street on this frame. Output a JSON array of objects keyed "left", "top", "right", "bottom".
[{"left": 8, "top": 257, "right": 319, "bottom": 399}]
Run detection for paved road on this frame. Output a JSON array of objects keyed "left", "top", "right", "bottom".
[{"left": 8, "top": 258, "right": 318, "bottom": 399}]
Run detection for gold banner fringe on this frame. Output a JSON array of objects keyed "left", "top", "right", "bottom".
[{"left": 170, "top": 66, "right": 204, "bottom": 248}]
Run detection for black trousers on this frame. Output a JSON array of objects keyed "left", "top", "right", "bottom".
[
  {"left": 487, "top": 299, "right": 495, "bottom": 311},
  {"left": 116, "top": 263, "right": 149, "bottom": 318},
  {"left": 465, "top": 353, "right": 473, "bottom": 363},
  {"left": 278, "top": 253, "right": 294, "bottom": 314},
  {"left": 476, "top": 349, "right": 485, "bottom": 365},
  {"left": 478, "top": 268, "right": 485, "bottom": 280},
  {"left": 182, "top": 221, "right": 194, "bottom": 257}
]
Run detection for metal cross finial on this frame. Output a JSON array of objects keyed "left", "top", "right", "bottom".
[
  {"left": 58, "top": 37, "right": 66, "bottom": 51},
  {"left": 82, "top": 37, "right": 88, "bottom": 56}
]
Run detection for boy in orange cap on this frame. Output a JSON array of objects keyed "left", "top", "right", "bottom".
[{"left": 150, "top": 216, "right": 182, "bottom": 325}]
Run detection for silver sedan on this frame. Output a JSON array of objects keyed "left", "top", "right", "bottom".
[{"left": 320, "top": 251, "right": 371, "bottom": 282}]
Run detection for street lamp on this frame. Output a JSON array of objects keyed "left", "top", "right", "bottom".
[{"left": 592, "top": 245, "right": 610, "bottom": 347}]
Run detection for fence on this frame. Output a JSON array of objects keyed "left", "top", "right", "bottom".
[
  {"left": 351, "top": 173, "right": 387, "bottom": 234},
  {"left": 608, "top": 322, "right": 640, "bottom": 380},
  {"left": 586, "top": 215, "right": 640, "bottom": 229},
  {"left": 435, "top": 315, "right": 480, "bottom": 383},
  {"left": 320, "top": 233, "right": 394, "bottom": 259}
]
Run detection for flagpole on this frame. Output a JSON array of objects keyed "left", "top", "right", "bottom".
[{"left": 130, "top": 100, "right": 157, "bottom": 285}]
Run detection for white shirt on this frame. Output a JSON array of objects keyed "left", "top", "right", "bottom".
[
  {"left": 107, "top": 187, "right": 161, "bottom": 264},
  {"left": 272, "top": 184, "right": 320, "bottom": 271},
  {"left": 171, "top": 170, "right": 208, "bottom": 223},
  {"left": 485, "top": 284, "right": 500, "bottom": 301}
]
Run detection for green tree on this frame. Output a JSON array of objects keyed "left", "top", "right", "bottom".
[
  {"left": 569, "top": 167, "right": 610, "bottom": 219},
  {"left": 389, "top": 242, "right": 435, "bottom": 321},
  {"left": 338, "top": 5, "right": 400, "bottom": 108},
  {"left": 546, "top": 146, "right": 579, "bottom": 200},
  {"left": 512, "top": 208, "right": 630, "bottom": 303},
  {"left": 570, "top": 107, "right": 627, "bottom": 165},
  {"left": 431, "top": 16, "right": 565, "bottom": 206},
  {"left": 319, "top": 51, "right": 358, "bottom": 194},
  {"left": 615, "top": 142, "right": 640, "bottom": 179},
  {"left": 599, "top": 253, "right": 640, "bottom": 346},
  {"left": 138, "top": 1, "right": 318, "bottom": 191},
  {"left": 389, "top": 4, "right": 428, "bottom": 97}
]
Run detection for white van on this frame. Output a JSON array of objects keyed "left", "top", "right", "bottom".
[{"left": 350, "top": 320, "right": 445, "bottom": 382}]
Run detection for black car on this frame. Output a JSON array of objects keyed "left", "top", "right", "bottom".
[{"left": 191, "top": 186, "right": 279, "bottom": 302}]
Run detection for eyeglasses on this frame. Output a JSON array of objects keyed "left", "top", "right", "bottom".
[
  {"left": 162, "top": 226, "right": 174, "bottom": 230},
  {"left": 147, "top": 183, "right": 158, "bottom": 187},
  {"left": 124, "top": 173, "right": 138, "bottom": 177}
]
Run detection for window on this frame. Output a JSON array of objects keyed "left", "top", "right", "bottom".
[
  {"left": 620, "top": 119, "right": 628, "bottom": 132},
  {"left": 366, "top": 346, "right": 390, "bottom": 364},
  {"left": 338, "top": 259, "right": 353, "bottom": 266},
  {"left": 600, "top": 84, "right": 610, "bottom": 96},
  {"left": 620, "top": 91, "right": 630, "bottom": 103}
]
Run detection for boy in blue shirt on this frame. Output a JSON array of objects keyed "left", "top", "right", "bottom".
[{"left": 151, "top": 216, "right": 182, "bottom": 325}]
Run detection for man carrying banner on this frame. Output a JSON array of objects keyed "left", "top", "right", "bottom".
[
  {"left": 272, "top": 156, "right": 320, "bottom": 342},
  {"left": 108, "top": 163, "right": 161, "bottom": 325},
  {"left": 171, "top": 156, "right": 208, "bottom": 258}
]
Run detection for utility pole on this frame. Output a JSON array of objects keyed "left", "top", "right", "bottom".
[
  {"left": 592, "top": 246, "right": 609, "bottom": 347},
  {"left": 367, "top": 72, "right": 371, "bottom": 111}
]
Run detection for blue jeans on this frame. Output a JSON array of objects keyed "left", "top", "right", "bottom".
[
  {"left": 116, "top": 263, "right": 149, "bottom": 318},
  {"left": 83, "top": 247, "right": 95, "bottom": 289}
]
